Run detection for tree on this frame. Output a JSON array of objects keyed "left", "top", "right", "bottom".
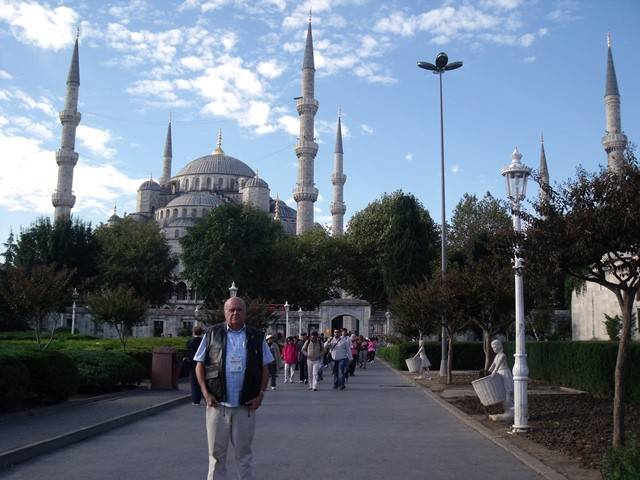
[
  {"left": 87, "top": 287, "right": 148, "bottom": 351},
  {"left": 181, "top": 203, "right": 283, "bottom": 305},
  {"left": 343, "top": 191, "right": 439, "bottom": 308},
  {"left": 0, "top": 265, "right": 74, "bottom": 349},
  {"left": 522, "top": 150, "right": 640, "bottom": 446},
  {"left": 389, "top": 280, "right": 439, "bottom": 340},
  {"left": 10, "top": 217, "right": 98, "bottom": 290},
  {"left": 95, "top": 218, "right": 177, "bottom": 306}
]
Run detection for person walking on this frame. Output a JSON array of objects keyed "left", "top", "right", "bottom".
[
  {"left": 348, "top": 334, "right": 359, "bottom": 377},
  {"left": 302, "top": 331, "right": 323, "bottom": 391},
  {"left": 194, "top": 296, "right": 274, "bottom": 480},
  {"left": 186, "top": 325, "right": 204, "bottom": 405},
  {"left": 324, "top": 330, "right": 350, "bottom": 390},
  {"left": 358, "top": 336, "right": 369, "bottom": 369},
  {"left": 297, "top": 332, "right": 309, "bottom": 384},
  {"left": 281, "top": 336, "right": 298, "bottom": 383},
  {"left": 266, "top": 334, "right": 282, "bottom": 390},
  {"left": 368, "top": 337, "right": 377, "bottom": 363}
]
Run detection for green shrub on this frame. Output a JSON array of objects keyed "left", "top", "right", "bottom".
[
  {"left": 503, "top": 341, "right": 640, "bottom": 403},
  {"left": 65, "top": 350, "right": 146, "bottom": 392},
  {"left": 13, "top": 350, "right": 79, "bottom": 404},
  {"left": 0, "top": 354, "right": 30, "bottom": 408},
  {"left": 378, "top": 342, "right": 484, "bottom": 370},
  {"left": 601, "top": 439, "right": 640, "bottom": 480}
]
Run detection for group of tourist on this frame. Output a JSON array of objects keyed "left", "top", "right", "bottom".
[{"left": 265, "top": 329, "right": 378, "bottom": 391}]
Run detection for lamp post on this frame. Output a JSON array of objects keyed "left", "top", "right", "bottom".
[
  {"left": 417, "top": 52, "right": 463, "bottom": 377},
  {"left": 385, "top": 310, "right": 391, "bottom": 336},
  {"left": 298, "top": 307, "right": 303, "bottom": 337},
  {"left": 284, "top": 301, "right": 290, "bottom": 339},
  {"left": 71, "top": 288, "right": 79, "bottom": 335},
  {"left": 228, "top": 282, "right": 238, "bottom": 298},
  {"left": 501, "top": 147, "right": 531, "bottom": 433}
]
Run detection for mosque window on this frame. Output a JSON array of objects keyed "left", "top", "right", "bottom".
[
  {"left": 229, "top": 178, "right": 235, "bottom": 189},
  {"left": 218, "top": 177, "right": 223, "bottom": 189},
  {"left": 159, "top": 210, "right": 164, "bottom": 219},
  {"left": 184, "top": 178, "right": 189, "bottom": 191},
  {"left": 206, "top": 177, "right": 212, "bottom": 189},
  {"left": 174, "top": 229, "right": 179, "bottom": 239},
  {"left": 182, "top": 208, "right": 187, "bottom": 217},
  {"left": 195, "top": 178, "right": 200, "bottom": 190},
  {"left": 171, "top": 183, "right": 177, "bottom": 194},
  {"left": 173, "top": 209, "right": 178, "bottom": 217},
  {"left": 202, "top": 208, "right": 207, "bottom": 217},
  {"left": 191, "top": 208, "right": 197, "bottom": 217}
]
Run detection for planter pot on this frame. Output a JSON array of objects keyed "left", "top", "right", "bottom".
[
  {"left": 405, "top": 357, "right": 422, "bottom": 373},
  {"left": 472, "top": 375, "right": 506, "bottom": 406}
]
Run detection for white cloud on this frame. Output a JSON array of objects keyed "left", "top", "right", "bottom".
[
  {"left": 180, "top": 56, "right": 206, "bottom": 71},
  {"left": 106, "top": 23, "right": 182, "bottom": 66},
  {"left": 405, "top": 152, "right": 413, "bottom": 162},
  {"left": 0, "top": 70, "right": 13, "bottom": 80},
  {"left": 0, "top": 0, "right": 78, "bottom": 50},
  {"left": 108, "top": 0, "right": 149, "bottom": 23},
  {"left": 257, "top": 60, "right": 285, "bottom": 79},
  {"left": 13, "top": 116, "right": 53, "bottom": 140},
  {"left": 314, "top": 207, "right": 322, "bottom": 213},
  {"left": 76, "top": 125, "right": 116, "bottom": 159},
  {"left": 278, "top": 115, "right": 299, "bottom": 136},
  {"left": 361, "top": 124, "right": 374, "bottom": 135},
  {"left": 451, "top": 164, "right": 461, "bottom": 174},
  {"left": 523, "top": 56, "right": 536, "bottom": 63}
]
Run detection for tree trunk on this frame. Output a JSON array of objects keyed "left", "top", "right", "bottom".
[
  {"left": 447, "top": 335, "right": 453, "bottom": 385},
  {"left": 482, "top": 329, "right": 491, "bottom": 373},
  {"left": 612, "top": 290, "right": 633, "bottom": 446}
]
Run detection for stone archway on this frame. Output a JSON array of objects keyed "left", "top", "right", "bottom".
[{"left": 320, "top": 299, "right": 371, "bottom": 336}]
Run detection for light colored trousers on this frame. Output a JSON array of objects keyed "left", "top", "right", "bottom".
[
  {"left": 206, "top": 405, "right": 256, "bottom": 480},
  {"left": 306, "top": 359, "right": 320, "bottom": 389},
  {"left": 284, "top": 363, "right": 296, "bottom": 381}
]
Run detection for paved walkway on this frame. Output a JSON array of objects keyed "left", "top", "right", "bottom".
[{"left": 0, "top": 362, "right": 543, "bottom": 479}]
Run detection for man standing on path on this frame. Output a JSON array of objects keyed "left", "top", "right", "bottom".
[
  {"left": 194, "top": 296, "right": 274, "bottom": 480},
  {"left": 324, "top": 330, "right": 351, "bottom": 390},
  {"left": 296, "top": 332, "right": 309, "bottom": 384}
]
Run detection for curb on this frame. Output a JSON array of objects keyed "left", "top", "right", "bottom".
[
  {"left": 379, "top": 360, "right": 567, "bottom": 480},
  {"left": 0, "top": 393, "right": 190, "bottom": 470}
]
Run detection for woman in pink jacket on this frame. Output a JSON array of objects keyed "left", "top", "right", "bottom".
[{"left": 281, "top": 336, "right": 298, "bottom": 383}]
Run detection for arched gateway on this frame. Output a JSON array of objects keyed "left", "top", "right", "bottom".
[{"left": 319, "top": 298, "right": 371, "bottom": 336}]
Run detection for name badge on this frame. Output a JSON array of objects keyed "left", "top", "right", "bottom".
[{"left": 230, "top": 355, "right": 243, "bottom": 373}]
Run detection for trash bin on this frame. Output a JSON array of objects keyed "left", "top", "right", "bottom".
[
  {"left": 151, "top": 346, "right": 178, "bottom": 389},
  {"left": 405, "top": 357, "right": 422, "bottom": 373}
]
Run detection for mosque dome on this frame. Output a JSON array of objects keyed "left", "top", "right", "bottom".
[
  {"left": 243, "top": 175, "right": 268, "bottom": 188},
  {"left": 138, "top": 179, "right": 162, "bottom": 191},
  {"left": 165, "top": 191, "right": 225, "bottom": 208},
  {"left": 271, "top": 198, "right": 296, "bottom": 220},
  {"left": 174, "top": 153, "right": 255, "bottom": 178}
]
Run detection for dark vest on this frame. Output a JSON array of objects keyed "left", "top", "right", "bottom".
[{"left": 204, "top": 322, "right": 264, "bottom": 404}]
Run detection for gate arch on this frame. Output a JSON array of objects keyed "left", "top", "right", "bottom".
[{"left": 319, "top": 299, "right": 371, "bottom": 336}]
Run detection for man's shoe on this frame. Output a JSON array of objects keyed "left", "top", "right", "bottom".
[
  {"left": 339, "top": 385, "right": 346, "bottom": 390},
  {"left": 270, "top": 386, "right": 276, "bottom": 390}
]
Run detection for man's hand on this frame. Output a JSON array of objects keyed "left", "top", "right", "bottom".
[
  {"left": 203, "top": 392, "right": 219, "bottom": 408},
  {"left": 245, "top": 392, "right": 264, "bottom": 410}
]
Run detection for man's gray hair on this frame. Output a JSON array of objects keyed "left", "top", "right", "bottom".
[{"left": 224, "top": 296, "right": 246, "bottom": 311}]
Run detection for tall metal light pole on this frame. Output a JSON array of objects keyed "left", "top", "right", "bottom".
[
  {"left": 501, "top": 147, "right": 531, "bottom": 433},
  {"left": 284, "top": 301, "right": 290, "bottom": 338},
  {"left": 417, "top": 52, "right": 463, "bottom": 377},
  {"left": 298, "top": 307, "right": 303, "bottom": 336},
  {"left": 71, "top": 288, "right": 79, "bottom": 335}
]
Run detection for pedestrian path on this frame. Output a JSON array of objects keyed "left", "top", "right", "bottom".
[
  {"left": 1, "top": 362, "right": 544, "bottom": 479},
  {"left": 0, "top": 382, "right": 190, "bottom": 469}
]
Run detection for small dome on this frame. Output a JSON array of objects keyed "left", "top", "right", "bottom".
[
  {"left": 271, "top": 198, "right": 296, "bottom": 219},
  {"left": 244, "top": 175, "right": 268, "bottom": 188},
  {"left": 165, "top": 192, "right": 225, "bottom": 209},
  {"left": 138, "top": 179, "right": 162, "bottom": 191},
  {"left": 174, "top": 153, "right": 255, "bottom": 178}
]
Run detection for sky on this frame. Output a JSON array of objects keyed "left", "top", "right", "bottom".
[{"left": 0, "top": 0, "right": 639, "bottom": 247}]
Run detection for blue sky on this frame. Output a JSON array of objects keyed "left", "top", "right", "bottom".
[{"left": 0, "top": 0, "right": 638, "bottom": 246}]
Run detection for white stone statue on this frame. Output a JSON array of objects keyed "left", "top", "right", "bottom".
[
  {"left": 487, "top": 339, "right": 514, "bottom": 421},
  {"left": 413, "top": 338, "right": 431, "bottom": 379}
]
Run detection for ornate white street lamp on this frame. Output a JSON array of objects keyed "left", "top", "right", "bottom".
[
  {"left": 284, "top": 301, "right": 290, "bottom": 338},
  {"left": 501, "top": 147, "right": 531, "bottom": 433},
  {"left": 71, "top": 288, "right": 79, "bottom": 335},
  {"left": 417, "top": 52, "right": 463, "bottom": 377},
  {"left": 228, "top": 282, "right": 238, "bottom": 298},
  {"left": 298, "top": 307, "right": 303, "bottom": 337}
]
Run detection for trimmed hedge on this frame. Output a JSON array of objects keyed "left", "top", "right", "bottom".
[
  {"left": 0, "top": 355, "right": 30, "bottom": 408},
  {"left": 378, "top": 342, "right": 484, "bottom": 371},
  {"left": 65, "top": 350, "right": 147, "bottom": 392},
  {"left": 503, "top": 341, "right": 640, "bottom": 403}
]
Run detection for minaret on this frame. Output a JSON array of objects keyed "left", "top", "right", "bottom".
[
  {"left": 293, "top": 12, "right": 319, "bottom": 235},
  {"left": 538, "top": 134, "right": 550, "bottom": 204},
  {"left": 159, "top": 114, "right": 172, "bottom": 186},
  {"left": 52, "top": 34, "right": 81, "bottom": 221},
  {"left": 330, "top": 111, "right": 346, "bottom": 235},
  {"left": 602, "top": 33, "right": 627, "bottom": 173}
]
